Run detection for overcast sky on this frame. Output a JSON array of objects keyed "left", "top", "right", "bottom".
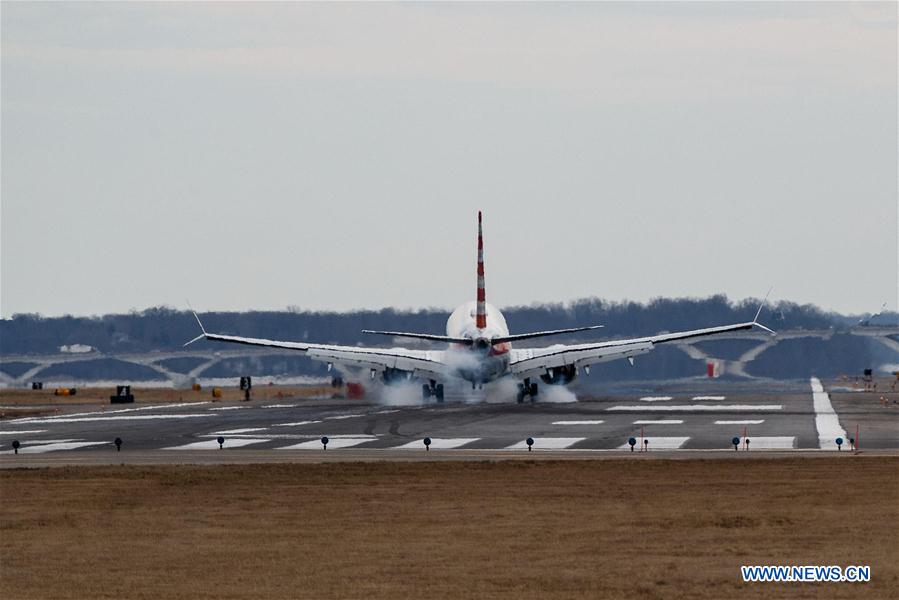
[{"left": 2, "top": 2, "right": 896, "bottom": 318}]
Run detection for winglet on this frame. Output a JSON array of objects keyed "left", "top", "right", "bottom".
[
  {"left": 752, "top": 287, "right": 776, "bottom": 335},
  {"left": 183, "top": 300, "right": 208, "bottom": 346}
]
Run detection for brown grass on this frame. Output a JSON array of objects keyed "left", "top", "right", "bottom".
[{"left": 1, "top": 458, "right": 897, "bottom": 600}]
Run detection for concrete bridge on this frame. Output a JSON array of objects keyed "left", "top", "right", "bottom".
[{"left": 1, "top": 326, "right": 896, "bottom": 387}]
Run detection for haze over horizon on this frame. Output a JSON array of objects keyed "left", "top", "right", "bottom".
[{"left": 2, "top": 2, "right": 896, "bottom": 318}]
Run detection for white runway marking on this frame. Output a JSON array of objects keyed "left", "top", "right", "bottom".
[
  {"left": 506, "top": 437, "right": 585, "bottom": 450},
  {"left": 810, "top": 377, "right": 847, "bottom": 450},
  {"left": 618, "top": 436, "right": 690, "bottom": 450},
  {"left": 164, "top": 438, "right": 270, "bottom": 450},
  {"left": 278, "top": 437, "right": 375, "bottom": 450},
  {"left": 15, "top": 414, "right": 214, "bottom": 424},
  {"left": 692, "top": 396, "right": 726, "bottom": 401},
  {"left": 373, "top": 409, "right": 400, "bottom": 415},
  {"left": 40, "top": 402, "right": 210, "bottom": 419},
  {"left": 552, "top": 420, "right": 605, "bottom": 425},
  {"left": 715, "top": 420, "right": 765, "bottom": 425},
  {"left": 21, "top": 439, "right": 82, "bottom": 444},
  {"left": 327, "top": 414, "right": 364, "bottom": 420},
  {"left": 395, "top": 438, "right": 480, "bottom": 450},
  {"left": 633, "top": 420, "right": 684, "bottom": 425},
  {"left": 608, "top": 405, "right": 782, "bottom": 412},
  {"left": 639, "top": 396, "right": 673, "bottom": 402},
  {"left": 0, "top": 430, "right": 47, "bottom": 435},
  {"left": 209, "top": 406, "right": 249, "bottom": 411},
  {"left": 211, "top": 428, "right": 267, "bottom": 434},
  {"left": 273, "top": 420, "right": 322, "bottom": 427},
  {"left": 263, "top": 404, "right": 299, "bottom": 408},
  {"left": 743, "top": 436, "right": 796, "bottom": 450},
  {"left": 2, "top": 441, "right": 109, "bottom": 454}
]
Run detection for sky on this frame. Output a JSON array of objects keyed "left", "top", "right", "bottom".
[{"left": 1, "top": 2, "right": 896, "bottom": 318}]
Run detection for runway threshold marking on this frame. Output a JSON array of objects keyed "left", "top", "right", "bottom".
[
  {"left": 740, "top": 436, "right": 796, "bottom": 450},
  {"left": 277, "top": 436, "right": 375, "bottom": 450},
  {"left": 505, "top": 438, "right": 585, "bottom": 450},
  {"left": 164, "top": 438, "right": 271, "bottom": 450},
  {"left": 617, "top": 436, "right": 690, "bottom": 450},
  {"left": 810, "top": 377, "right": 847, "bottom": 450},
  {"left": 608, "top": 405, "right": 782, "bottom": 412},
  {"left": 633, "top": 420, "right": 684, "bottom": 425},
  {"left": 552, "top": 420, "right": 605, "bottom": 425},
  {"left": 395, "top": 438, "right": 480, "bottom": 450},
  {"left": 1, "top": 441, "right": 109, "bottom": 454},
  {"left": 715, "top": 420, "right": 764, "bottom": 425}
]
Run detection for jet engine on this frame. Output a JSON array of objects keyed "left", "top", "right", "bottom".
[
  {"left": 540, "top": 364, "right": 578, "bottom": 385},
  {"left": 381, "top": 367, "right": 414, "bottom": 385}
]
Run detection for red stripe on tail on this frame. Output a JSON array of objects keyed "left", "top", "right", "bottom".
[{"left": 476, "top": 211, "right": 487, "bottom": 330}]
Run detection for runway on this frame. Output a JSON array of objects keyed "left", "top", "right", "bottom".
[{"left": 2, "top": 377, "right": 897, "bottom": 467}]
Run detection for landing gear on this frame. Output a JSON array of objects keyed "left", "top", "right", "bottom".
[
  {"left": 517, "top": 379, "right": 539, "bottom": 403},
  {"left": 422, "top": 381, "right": 445, "bottom": 403}
]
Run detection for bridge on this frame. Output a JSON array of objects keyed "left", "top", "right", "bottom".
[{"left": 1, "top": 326, "right": 897, "bottom": 387}]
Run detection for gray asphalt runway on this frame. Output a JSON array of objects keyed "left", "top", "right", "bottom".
[{"left": 2, "top": 378, "right": 897, "bottom": 467}]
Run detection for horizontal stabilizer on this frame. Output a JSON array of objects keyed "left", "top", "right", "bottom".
[
  {"left": 492, "top": 325, "right": 603, "bottom": 344},
  {"left": 361, "top": 330, "right": 473, "bottom": 345}
]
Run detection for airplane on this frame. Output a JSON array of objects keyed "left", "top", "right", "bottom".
[{"left": 186, "top": 211, "right": 774, "bottom": 403}]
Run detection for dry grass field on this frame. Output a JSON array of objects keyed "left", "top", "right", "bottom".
[{"left": 1, "top": 458, "right": 897, "bottom": 599}]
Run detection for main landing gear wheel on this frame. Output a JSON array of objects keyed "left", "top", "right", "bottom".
[
  {"left": 423, "top": 382, "right": 445, "bottom": 403},
  {"left": 517, "top": 381, "right": 539, "bottom": 403}
]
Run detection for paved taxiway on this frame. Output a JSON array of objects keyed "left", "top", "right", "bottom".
[{"left": 2, "top": 378, "right": 897, "bottom": 466}]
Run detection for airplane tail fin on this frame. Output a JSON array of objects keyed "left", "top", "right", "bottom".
[{"left": 476, "top": 210, "right": 487, "bottom": 329}]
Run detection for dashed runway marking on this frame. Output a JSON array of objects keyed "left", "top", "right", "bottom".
[
  {"left": 327, "top": 414, "right": 364, "bottom": 420},
  {"left": 609, "top": 405, "right": 782, "bottom": 412},
  {"left": 639, "top": 396, "right": 673, "bottom": 402},
  {"left": 395, "top": 438, "right": 480, "bottom": 450},
  {"left": 715, "top": 420, "right": 765, "bottom": 425},
  {"left": 618, "top": 436, "right": 690, "bottom": 450},
  {"left": 692, "top": 396, "right": 726, "bottom": 401},
  {"left": 505, "top": 438, "right": 585, "bottom": 450},
  {"left": 14, "top": 414, "right": 215, "bottom": 424},
  {"left": 552, "top": 420, "right": 605, "bottom": 425},
  {"left": 273, "top": 420, "right": 322, "bottom": 427},
  {"left": 0, "top": 430, "right": 47, "bottom": 435},
  {"left": 209, "top": 406, "right": 249, "bottom": 411},
  {"left": 633, "top": 420, "right": 684, "bottom": 425},
  {"left": 211, "top": 428, "right": 268, "bottom": 434},
  {"left": 164, "top": 438, "right": 270, "bottom": 450}
]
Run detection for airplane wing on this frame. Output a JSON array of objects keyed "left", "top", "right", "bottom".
[
  {"left": 185, "top": 318, "right": 448, "bottom": 381},
  {"left": 509, "top": 320, "right": 774, "bottom": 380}
]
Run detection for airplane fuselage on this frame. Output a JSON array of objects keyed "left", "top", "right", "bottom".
[{"left": 445, "top": 300, "right": 511, "bottom": 384}]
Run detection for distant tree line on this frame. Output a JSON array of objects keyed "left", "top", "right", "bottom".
[{"left": 1, "top": 296, "right": 894, "bottom": 379}]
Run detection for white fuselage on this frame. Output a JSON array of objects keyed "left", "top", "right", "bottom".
[{"left": 444, "top": 301, "right": 511, "bottom": 384}]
